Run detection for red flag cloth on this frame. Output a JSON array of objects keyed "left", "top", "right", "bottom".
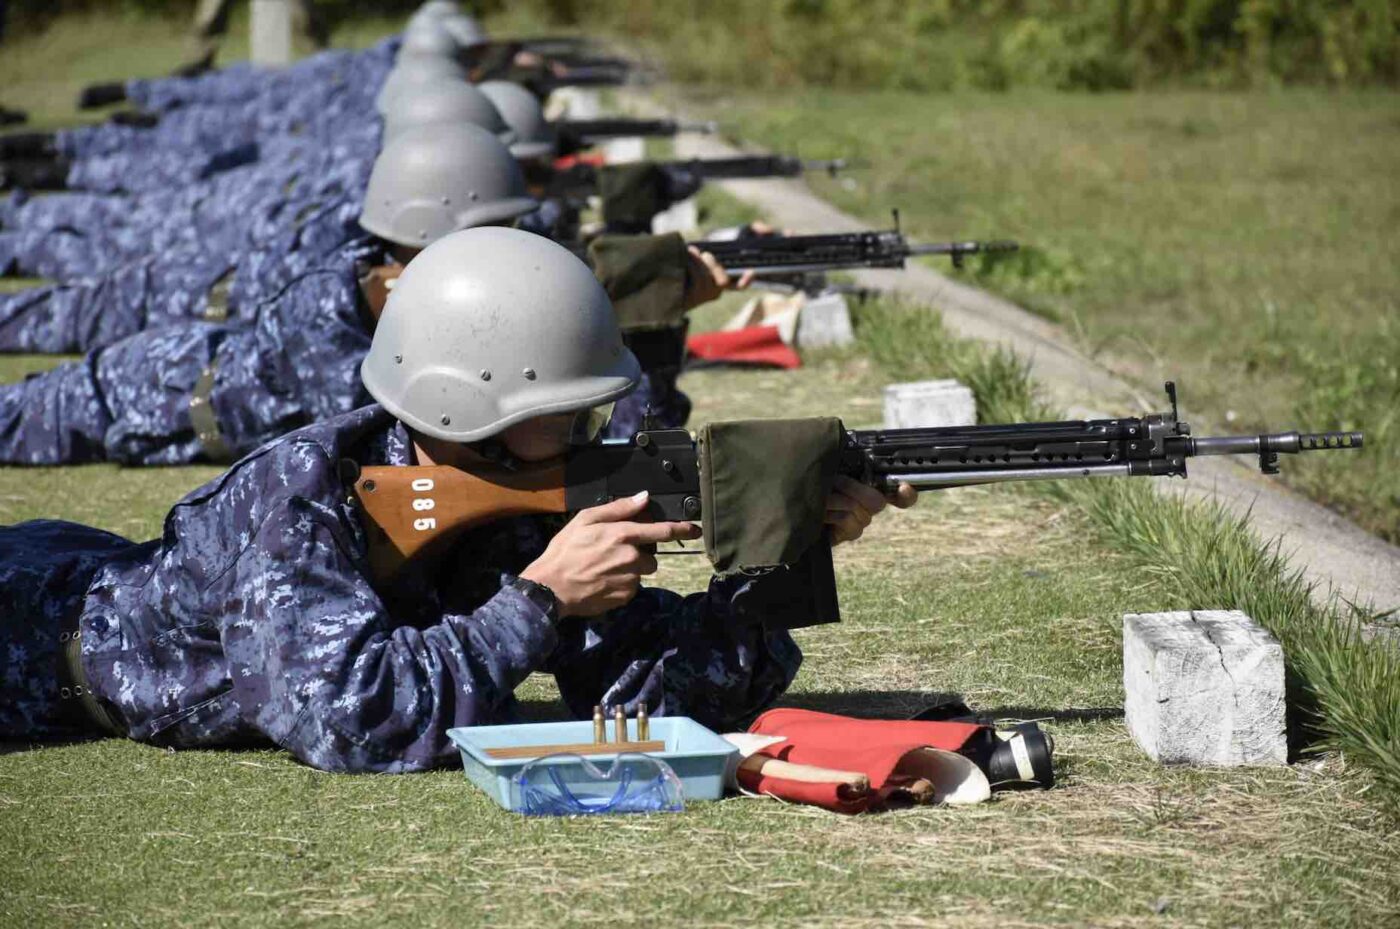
[
  {"left": 740, "top": 708, "right": 987, "bottom": 813},
  {"left": 686, "top": 326, "right": 802, "bottom": 369},
  {"left": 552, "top": 152, "right": 608, "bottom": 170}
]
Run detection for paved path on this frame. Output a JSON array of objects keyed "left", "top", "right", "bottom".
[{"left": 669, "top": 129, "right": 1400, "bottom": 615}]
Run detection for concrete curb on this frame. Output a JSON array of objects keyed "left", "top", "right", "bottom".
[{"left": 666, "top": 126, "right": 1400, "bottom": 614}]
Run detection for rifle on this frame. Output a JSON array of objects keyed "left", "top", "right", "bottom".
[
  {"left": 557, "top": 117, "right": 720, "bottom": 142},
  {"left": 521, "top": 65, "right": 636, "bottom": 99},
  {"left": 546, "top": 156, "right": 855, "bottom": 202},
  {"left": 693, "top": 215, "right": 1019, "bottom": 274},
  {"left": 346, "top": 383, "right": 1362, "bottom": 586}
]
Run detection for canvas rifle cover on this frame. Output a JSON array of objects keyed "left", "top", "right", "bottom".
[
  {"left": 587, "top": 233, "right": 689, "bottom": 331},
  {"left": 699, "top": 417, "right": 843, "bottom": 574},
  {"left": 597, "top": 162, "right": 668, "bottom": 232}
]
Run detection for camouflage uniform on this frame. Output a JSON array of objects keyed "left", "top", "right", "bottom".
[
  {"left": 0, "top": 237, "right": 382, "bottom": 465},
  {"left": 0, "top": 405, "right": 806, "bottom": 772},
  {"left": 0, "top": 194, "right": 366, "bottom": 354},
  {"left": 0, "top": 124, "right": 379, "bottom": 283}
]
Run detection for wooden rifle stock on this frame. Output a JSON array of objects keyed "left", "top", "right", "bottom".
[{"left": 351, "top": 462, "right": 568, "bottom": 583}]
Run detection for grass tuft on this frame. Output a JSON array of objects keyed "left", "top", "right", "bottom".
[{"left": 853, "top": 295, "right": 1400, "bottom": 811}]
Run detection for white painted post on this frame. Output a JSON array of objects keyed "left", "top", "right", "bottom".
[
  {"left": 882, "top": 379, "right": 976, "bottom": 429},
  {"left": 649, "top": 198, "right": 699, "bottom": 235},
  {"left": 1123, "top": 610, "right": 1287, "bottom": 766},
  {"left": 250, "top": 0, "right": 294, "bottom": 67},
  {"left": 795, "top": 291, "right": 855, "bottom": 349},
  {"left": 602, "top": 136, "right": 647, "bottom": 164}
]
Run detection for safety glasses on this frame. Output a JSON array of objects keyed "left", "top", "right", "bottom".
[{"left": 510, "top": 752, "right": 684, "bottom": 816}]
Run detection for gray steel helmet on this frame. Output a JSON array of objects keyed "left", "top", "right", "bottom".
[
  {"left": 382, "top": 80, "right": 512, "bottom": 145},
  {"left": 410, "top": 1, "right": 460, "bottom": 23},
  {"left": 375, "top": 57, "right": 469, "bottom": 116},
  {"left": 440, "top": 13, "right": 487, "bottom": 47},
  {"left": 362, "top": 227, "right": 640, "bottom": 443},
  {"left": 398, "top": 21, "right": 460, "bottom": 64},
  {"left": 477, "top": 80, "right": 556, "bottom": 160},
  {"left": 358, "top": 123, "right": 538, "bottom": 248}
]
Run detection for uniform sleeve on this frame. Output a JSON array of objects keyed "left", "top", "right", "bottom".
[
  {"left": 545, "top": 565, "right": 809, "bottom": 734},
  {"left": 223, "top": 490, "right": 559, "bottom": 773}
]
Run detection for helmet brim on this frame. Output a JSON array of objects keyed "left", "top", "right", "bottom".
[
  {"left": 358, "top": 194, "right": 540, "bottom": 246},
  {"left": 364, "top": 354, "right": 642, "bottom": 444}
]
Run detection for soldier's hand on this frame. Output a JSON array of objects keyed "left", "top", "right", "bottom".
[
  {"left": 520, "top": 491, "right": 701, "bottom": 617},
  {"left": 682, "top": 245, "right": 755, "bottom": 310},
  {"left": 825, "top": 475, "right": 918, "bottom": 546}
]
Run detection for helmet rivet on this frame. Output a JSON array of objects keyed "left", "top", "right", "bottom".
[
  {"left": 469, "top": 191, "right": 479, "bottom": 200},
  {"left": 522, "top": 367, "right": 536, "bottom": 380},
  {"left": 441, "top": 415, "right": 451, "bottom": 425},
  {"left": 441, "top": 196, "right": 450, "bottom": 205},
  {"left": 418, "top": 230, "right": 427, "bottom": 239},
  {"left": 394, "top": 354, "right": 403, "bottom": 364},
  {"left": 480, "top": 369, "right": 492, "bottom": 381}
]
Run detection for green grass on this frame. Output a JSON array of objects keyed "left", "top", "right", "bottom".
[
  {"left": 842, "top": 296, "right": 1400, "bottom": 813},
  {"left": 0, "top": 11, "right": 1397, "bottom": 927},
  {"left": 676, "top": 86, "right": 1400, "bottom": 542},
  {"left": 4, "top": 316, "right": 1400, "bottom": 928}
]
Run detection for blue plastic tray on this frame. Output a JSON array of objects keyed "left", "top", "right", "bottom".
[{"left": 448, "top": 716, "right": 736, "bottom": 811}]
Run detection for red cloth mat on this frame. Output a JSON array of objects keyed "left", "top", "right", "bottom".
[
  {"left": 553, "top": 152, "right": 608, "bottom": 170},
  {"left": 686, "top": 326, "right": 802, "bottom": 369},
  {"left": 741, "top": 708, "right": 988, "bottom": 813}
]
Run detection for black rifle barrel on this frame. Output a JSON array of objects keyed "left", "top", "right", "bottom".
[
  {"left": 558, "top": 117, "right": 718, "bottom": 140},
  {"left": 905, "top": 240, "right": 1020, "bottom": 258},
  {"left": 1191, "top": 431, "right": 1363, "bottom": 457},
  {"left": 692, "top": 230, "right": 1018, "bottom": 276},
  {"left": 849, "top": 415, "right": 1364, "bottom": 492},
  {"left": 671, "top": 155, "right": 852, "bottom": 180},
  {"left": 557, "top": 386, "right": 1362, "bottom": 526}
]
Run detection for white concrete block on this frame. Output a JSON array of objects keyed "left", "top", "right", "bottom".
[
  {"left": 649, "top": 197, "right": 699, "bottom": 236},
  {"left": 796, "top": 292, "right": 855, "bottom": 349},
  {"left": 882, "top": 379, "right": 976, "bottom": 429},
  {"left": 602, "top": 136, "right": 647, "bottom": 164},
  {"left": 1124, "top": 610, "right": 1287, "bottom": 766},
  {"left": 250, "top": 0, "right": 294, "bottom": 67}
]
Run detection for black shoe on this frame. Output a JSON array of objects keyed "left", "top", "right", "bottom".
[
  {"left": 170, "top": 48, "right": 217, "bottom": 79},
  {"left": 0, "top": 132, "right": 57, "bottom": 160},
  {"left": 0, "top": 157, "right": 71, "bottom": 191},
  {"left": 109, "top": 111, "right": 161, "bottom": 129},
  {"left": 78, "top": 82, "right": 127, "bottom": 110},
  {"left": 0, "top": 106, "right": 27, "bottom": 127}
]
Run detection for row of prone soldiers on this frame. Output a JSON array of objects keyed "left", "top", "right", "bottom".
[
  {"left": 0, "top": 2, "right": 917, "bottom": 773},
  {"left": 0, "top": 7, "right": 743, "bottom": 468}
]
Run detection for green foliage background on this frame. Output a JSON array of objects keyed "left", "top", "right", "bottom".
[
  {"left": 7, "top": 1, "right": 1396, "bottom": 89},
  {"left": 514, "top": 0, "right": 1399, "bottom": 90}
]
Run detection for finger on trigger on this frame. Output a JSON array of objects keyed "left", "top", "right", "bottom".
[{"left": 617, "top": 520, "right": 700, "bottom": 545}]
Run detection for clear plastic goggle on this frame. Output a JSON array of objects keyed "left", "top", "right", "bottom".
[
  {"left": 568, "top": 402, "right": 614, "bottom": 446},
  {"left": 510, "top": 752, "right": 684, "bottom": 816}
]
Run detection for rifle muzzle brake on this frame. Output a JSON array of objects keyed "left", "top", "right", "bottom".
[
  {"left": 1191, "top": 430, "right": 1363, "bottom": 474},
  {"left": 1191, "top": 431, "right": 1363, "bottom": 456}
]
